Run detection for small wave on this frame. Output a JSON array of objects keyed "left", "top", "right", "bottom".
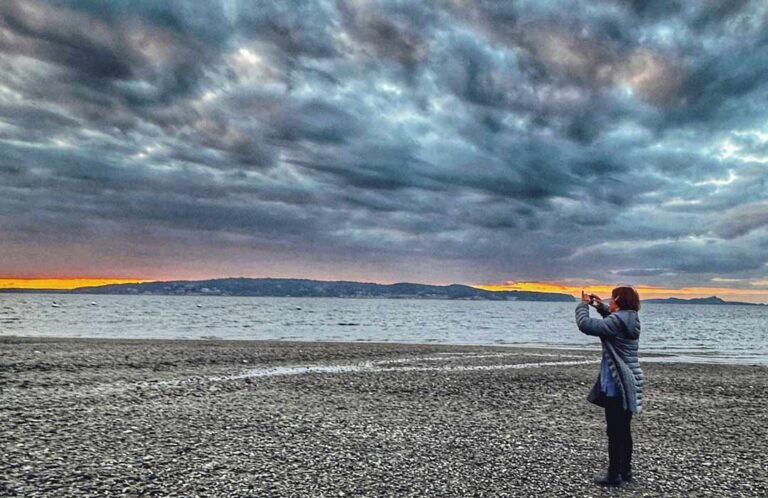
[{"left": 212, "top": 358, "right": 599, "bottom": 381}]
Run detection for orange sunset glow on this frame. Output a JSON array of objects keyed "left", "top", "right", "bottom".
[
  {"left": 3, "top": 277, "right": 767, "bottom": 304},
  {"left": 472, "top": 281, "right": 768, "bottom": 303},
  {"left": 0, "top": 278, "right": 150, "bottom": 290}
]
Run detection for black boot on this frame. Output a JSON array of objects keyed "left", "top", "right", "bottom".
[
  {"left": 620, "top": 469, "right": 633, "bottom": 483},
  {"left": 594, "top": 474, "right": 623, "bottom": 487}
]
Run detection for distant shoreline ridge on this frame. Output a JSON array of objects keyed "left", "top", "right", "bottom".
[
  {"left": 0, "top": 277, "right": 764, "bottom": 305},
  {"left": 642, "top": 296, "right": 764, "bottom": 306},
  {"left": 0, "top": 277, "right": 573, "bottom": 302}
]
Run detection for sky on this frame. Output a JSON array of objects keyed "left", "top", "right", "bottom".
[{"left": 1, "top": 1, "right": 768, "bottom": 301}]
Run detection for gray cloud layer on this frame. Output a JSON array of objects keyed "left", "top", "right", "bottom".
[{"left": 1, "top": 0, "right": 768, "bottom": 289}]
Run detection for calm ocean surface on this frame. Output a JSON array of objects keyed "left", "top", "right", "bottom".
[{"left": 2, "top": 294, "right": 766, "bottom": 364}]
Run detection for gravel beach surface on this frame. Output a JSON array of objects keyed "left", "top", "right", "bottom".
[{"left": 2, "top": 337, "right": 767, "bottom": 497}]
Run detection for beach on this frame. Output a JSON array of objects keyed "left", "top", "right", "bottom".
[{"left": 2, "top": 337, "right": 767, "bottom": 497}]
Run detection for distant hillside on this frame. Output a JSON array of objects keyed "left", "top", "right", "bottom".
[
  {"left": 52, "top": 277, "right": 577, "bottom": 302},
  {"left": 643, "top": 296, "right": 764, "bottom": 306}
]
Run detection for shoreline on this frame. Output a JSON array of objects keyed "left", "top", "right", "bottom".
[
  {"left": 3, "top": 336, "right": 767, "bottom": 496},
  {"left": 6, "top": 334, "right": 766, "bottom": 366}
]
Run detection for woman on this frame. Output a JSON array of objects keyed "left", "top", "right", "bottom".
[{"left": 575, "top": 286, "right": 644, "bottom": 487}]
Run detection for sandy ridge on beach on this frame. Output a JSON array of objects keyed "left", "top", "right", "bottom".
[{"left": 2, "top": 337, "right": 767, "bottom": 497}]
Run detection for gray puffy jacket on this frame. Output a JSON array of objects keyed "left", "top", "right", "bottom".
[{"left": 575, "top": 302, "right": 644, "bottom": 413}]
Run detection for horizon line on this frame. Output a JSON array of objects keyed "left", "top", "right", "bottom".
[{"left": 1, "top": 276, "right": 767, "bottom": 304}]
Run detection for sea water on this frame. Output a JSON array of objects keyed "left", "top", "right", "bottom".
[{"left": 1, "top": 294, "right": 766, "bottom": 364}]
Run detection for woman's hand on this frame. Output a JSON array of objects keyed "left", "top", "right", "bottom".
[{"left": 582, "top": 291, "right": 603, "bottom": 307}]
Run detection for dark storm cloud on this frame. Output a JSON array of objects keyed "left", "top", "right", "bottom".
[
  {"left": 714, "top": 201, "right": 768, "bottom": 240},
  {"left": 0, "top": 0, "right": 228, "bottom": 101},
  {"left": 1, "top": 0, "right": 768, "bottom": 289},
  {"left": 336, "top": 0, "right": 436, "bottom": 69},
  {"left": 635, "top": 240, "right": 768, "bottom": 274},
  {"left": 236, "top": 0, "right": 338, "bottom": 59},
  {"left": 269, "top": 99, "right": 362, "bottom": 145}
]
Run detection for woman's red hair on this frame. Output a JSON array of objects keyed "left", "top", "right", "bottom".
[{"left": 612, "top": 286, "right": 640, "bottom": 311}]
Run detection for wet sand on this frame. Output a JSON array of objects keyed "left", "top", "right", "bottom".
[{"left": 2, "top": 337, "right": 767, "bottom": 497}]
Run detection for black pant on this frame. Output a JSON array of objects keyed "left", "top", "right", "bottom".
[{"left": 604, "top": 396, "right": 633, "bottom": 478}]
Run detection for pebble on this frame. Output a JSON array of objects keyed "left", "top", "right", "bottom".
[{"left": 2, "top": 337, "right": 767, "bottom": 497}]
